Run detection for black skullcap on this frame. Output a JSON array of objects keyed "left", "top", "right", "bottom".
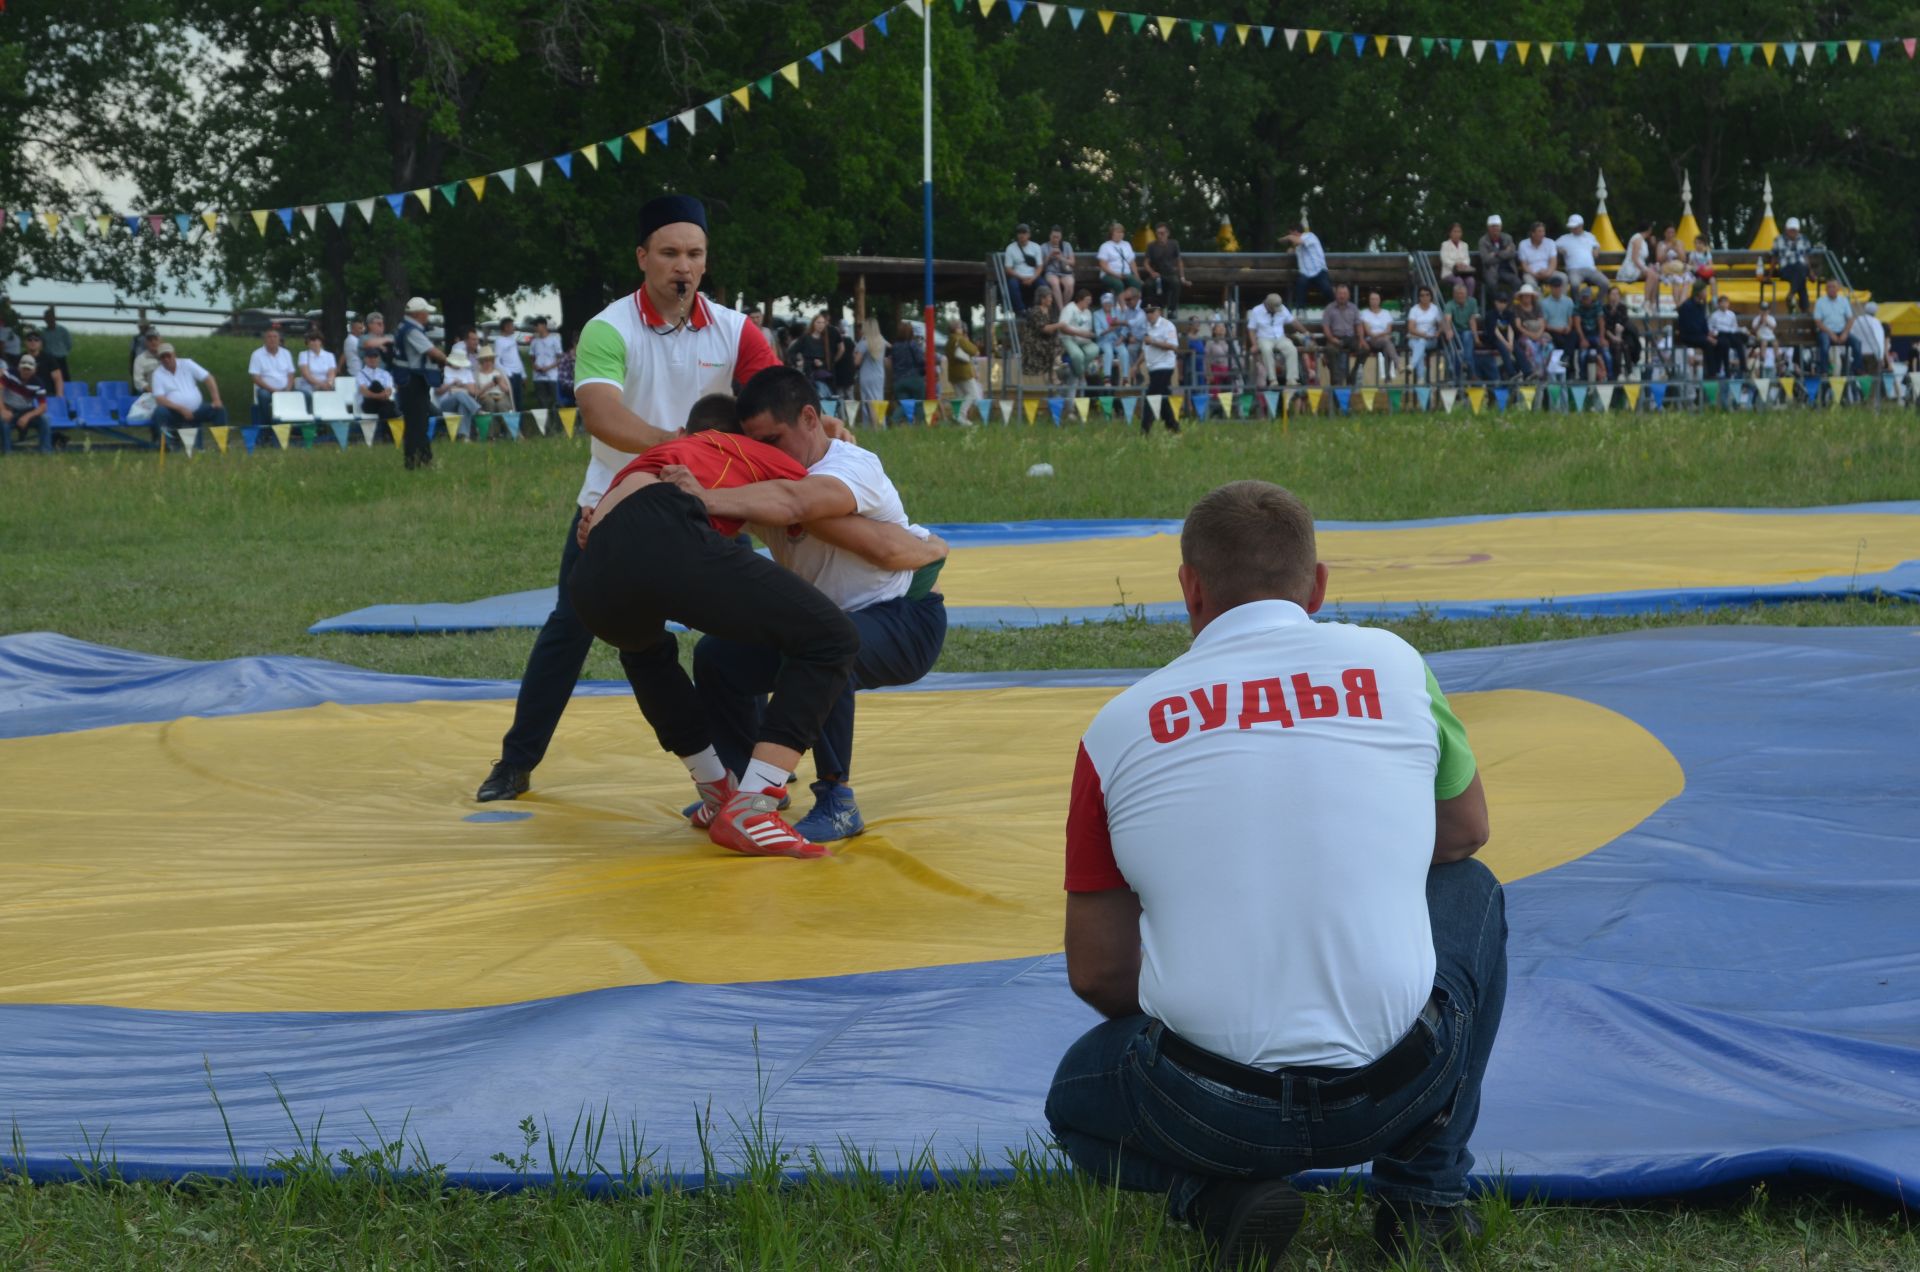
[{"left": 638, "top": 194, "right": 708, "bottom": 244}]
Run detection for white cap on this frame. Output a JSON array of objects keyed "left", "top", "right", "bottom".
[
  {"left": 1566, "top": 213, "right": 1585, "bottom": 229},
  {"left": 404, "top": 296, "right": 431, "bottom": 314},
  {"left": 1865, "top": 301, "right": 1879, "bottom": 314},
  {"left": 1487, "top": 213, "right": 1503, "bottom": 225},
  {"left": 446, "top": 348, "right": 471, "bottom": 369},
  {"left": 1785, "top": 217, "right": 1801, "bottom": 230}
]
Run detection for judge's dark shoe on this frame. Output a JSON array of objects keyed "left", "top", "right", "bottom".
[
  {"left": 1372, "top": 1198, "right": 1484, "bottom": 1270},
  {"left": 476, "top": 761, "right": 530, "bottom": 802},
  {"left": 1193, "top": 1178, "right": 1305, "bottom": 1270}
]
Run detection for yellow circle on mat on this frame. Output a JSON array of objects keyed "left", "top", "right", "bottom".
[
  {"left": 935, "top": 510, "right": 1920, "bottom": 608},
  {"left": 0, "top": 686, "right": 1680, "bottom": 1014}
]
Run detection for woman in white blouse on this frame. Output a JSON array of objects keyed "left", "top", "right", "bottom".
[
  {"left": 1616, "top": 220, "right": 1653, "bottom": 310},
  {"left": 1438, "top": 223, "right": 1475, "bottom": 297},
  {"left": 1357, "top": 289, "right": 1398, "bottom": 382},
  {"left": 1405, "top": 286, "right": 1443, "bottom": 383},
  {"left": 297, "top": 330, "right": 337, "bottom": 404}
]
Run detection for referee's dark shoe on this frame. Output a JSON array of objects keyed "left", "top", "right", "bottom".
[
  {"left": 1193, "top": 1177, "right": 1305, "bottom": 1270},
  {"left": 476, "top": 761, "right": 530, "bottom": 802},
  {"left": 1372, "top": 1197, "right": 1484, "bottom": 1270}
]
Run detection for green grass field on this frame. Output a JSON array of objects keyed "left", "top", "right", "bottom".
[{"left": 2, "top": 408, "right": 1916, "bottom": 1268}]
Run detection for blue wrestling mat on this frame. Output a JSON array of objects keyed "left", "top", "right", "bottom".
[
  {"left": 306, "top": 503, "right": 1920, "bottom": 633},
  {"left": 2, "top": 628, "right": 1917, "bottom": 1200}
]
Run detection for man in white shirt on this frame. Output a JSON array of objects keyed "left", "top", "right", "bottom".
[
  {"left": 528, "top": 317, "right": 565, "bottom": 407},
  {"left": 1003, "top": 224, "right": 1044, "bottom": 314},
  {"left": 1046, "top": 480, "right": 1505, "bottom": 1270},
  {"left": 343, "top": 318, "right": 365, "bottom": 379},
  {"left": 1517, "top": 222, "right": 1558, "bottom": 288},
  {"left": 1246, "top": 292, "right": 1305, "bottom": 387},
  {"left": 1856, "top": 301, "right": 1889, "bottom": 372},
  {"left": 1284, "top": 225, "right": 1332, "bottom": 308},
  {"left": 149, "top": 343, "right": 230, "bottom": 435},
  {"left": 1554, "top": 214, "right": 1607, "bottom": 291},
  {"left": 297, "top": 330, "right": 338, "bottom": 404},
  {"left": 675, "top": 367, "right": 948, "bottom": 844},
  {"left": 492, "top": 316, "right": 527, "bottom": 409},
  {"left": 247, "top": 326, "right": 296, "bottom": 425},
  {"left": 1140, "top": 300, "right": 1181, "bottom": 434}
]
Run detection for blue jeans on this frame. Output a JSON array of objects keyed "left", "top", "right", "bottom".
[
  {"left": 1817, "top": 330, "right": 1860, "bottom": 377},
  {"left": 1099, "top": 337, "right": 1132, "bottom": 383},
  {"left": 150, "top": 403, "right": 229, "bottom": 433},
  {"left": 697, "top": 593, "right": 948, "bottom": 781},
  {"left": 1046, "top": 859, "right": 1507, "bottom": 1216},
  {"left": 1292, "top": 271, "right": 1334, "bottom": 310}
]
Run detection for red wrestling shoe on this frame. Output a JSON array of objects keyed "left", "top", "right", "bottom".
[{"left": 708, "top": 786, "right": 826, "bottom": 859}]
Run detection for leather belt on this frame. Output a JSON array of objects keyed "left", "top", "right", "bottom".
[{"left": 1158, "top": 992, "right": 1444, "bottom": 1104}]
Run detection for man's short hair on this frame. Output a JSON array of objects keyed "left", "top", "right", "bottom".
[
  {"left": 1181, "top": 481, "right": 1318, "bottom": 608},
  {"left": 736, "top": 366, "right": 819, "bottom": 426},
  {"left": 684, "top": 392, "right": 741, "bottom": 435}
]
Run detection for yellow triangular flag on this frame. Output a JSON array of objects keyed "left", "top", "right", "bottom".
[
  {"left": 1520, "top": 385, "right": 1537, "bottom": 408},
  {"left": 95, "top": 214, "right": 111, "bottom": 234},
  {"left": 201, "top": 211, "right": 220, "bottom": 234},
  {"left": 1628, "top": 43, "right": 1645, "bottom": 65},
  {"left": 251, "top": 210, "right": 270, "bottom": 235},
  {"left": 732, "top": 86, "right": 751, "bottom": 111},
  {"left": 1306, "top": 29, "right": 1322, "bottom": 53},
  {"left": 443, "top": 414, "right": 463, "bottom": 441},
  {"left": 1466, "top": 387, "right": 1487, "bottom": 413},
  {"left": 466, "top": 176, "right": 487, "bottom": 201},
  {"left": 1169, "top": 394, "right": 1184, "bottom": 419},
  {"left": 1622, "top": 383, "right": 1642, "bottom": 409},
  {"left": 1097, "top": 10, "right": 1116, "bottom": 34},
  {"left": 41, "top": 213, "right": 59, "bottom": 235},
  {"left": 1540, "top": 41, "right": 1553, "bottom": 64},
  {"left": 386, "top": 419, "right": 405, "bottom": 446},
  {"left": 1074, "top": 396, "right": 1091, "bottom": 420},
  {"left": 1829, "top": 375, "right": 1847, "bottom": 401},
  {"left": 778, "top": 62, "right": 801, "bottom": 88},
  {"left": 1235, "top": 24, "right": 1250, "bottom": 45},
  {"left": 271, "top": 423, "right": 291, "bottom": 449},
  {"left": 979, "top": 0, "right": 996, "bottom": 14},
  {"left": 1374, "top": 35, "right": 1389, "bottom": 57},
  {"left": 1216, "top": 391, "right": 1233, "bottom": 418},
  {"left": 1780, "top": 376, "right": 1796, "bottom": 400},
  {"left": 209, "top": 425, "right": 231, "bottom": 453},
  {"left": 412, "top": 188, "right": 432, "bottom": 212},
  {"left": 628, "top": 127, "right": 649, "bottom": 154},
  {"left": 1155, "top": 15, "right": 1175, "bottom": 40},
  {"left": 1846, "top": 40, "right": 1862, "bottom": 63},
  {"left": 1306, "top": 388, "right": 1323, "bottom": 412},
  {"left": 581, "top": 143, "right": 600, "bottom": 170},
  {"left": 559, "top": 407, "right": 578, "bottom": 437},
  {"left": 1023, "top": 398, "right": 1041, "bottom": 423},
  {"left": 1762, "top": 42, "right": 1776, "bottom": 65},
  {"left": 1516, "top": 40, "right": 1531, "bottom": 63}
]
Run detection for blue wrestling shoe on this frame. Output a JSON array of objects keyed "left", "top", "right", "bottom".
[{"left": 793, "top": 780, "right": 865, "bottom": 843}]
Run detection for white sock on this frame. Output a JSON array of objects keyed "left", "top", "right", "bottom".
[
  {"left": 740, "top": 757, "right": 792, "bottom": 795},
  {"left": 680, "top": 746, "right": 727, "bottom": 785}
]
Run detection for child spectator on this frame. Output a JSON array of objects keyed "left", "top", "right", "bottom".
[
  {"left": 1708, "top": 295, "right": 1748, "bottom": 373},
  {"left": 1205, "top": 322, "right": 1234, "bottom": 388},
  {"left": 1603, "top": 287, "right": 1640, "bottom": 378},
  {"left": 1688, "top": 236, "right": 1717, "bottom": 301},
  {"left": 1574, "top": 284, "right": 1609, "bottom": 380},
  {"left": 1749, "top": 300, "right": 1779, "bottom": 372},
  {"left": 1513, "top": 288, "right": 1550, "bottom": 380}
]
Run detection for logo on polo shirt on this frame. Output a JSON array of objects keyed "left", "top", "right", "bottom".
[
  {"left": 1147, "top": 669, "right": 1382, "bottom": 743},
  {"left": 699, "top": 359, "right": 727, "bottom": 370}
]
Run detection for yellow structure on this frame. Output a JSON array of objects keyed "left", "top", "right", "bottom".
[
  {"left": 1590, "top": 170, "right": 1625, "bottom": 253},
  {"left": 1217, "top": 217, "right": 1240, "bottom": 251},
  {"left": 1675, "top": 172, "right": 1703, "bottom": 249},
  {"left": 1748, "top": 173, "right": 1780, "bottom": 253}
]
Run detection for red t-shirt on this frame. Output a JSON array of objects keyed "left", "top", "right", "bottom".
[{"left": 605, "top": 431, "right": 807, "bottom": 537}]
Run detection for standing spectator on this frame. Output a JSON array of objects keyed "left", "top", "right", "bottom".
[
  {"left": 471, "top": 346, "right": 515, "bottom": 415},
  {"left": 1540, "top": 276, "right": 1578, "bottom": 374},
  {"left": 1183, "top": 319, "right": 1208, "bottom": 387},
  {"left": 1603, "top": 287, "right": 1640, "bottom": 378},
  {"left": 343, "top": 317, "right": 366, "bottom": 379},
  {"left": 1204, "top": 322, "right": 1234, "bottom": 389},
  {"left": 855, "top": 317, "right": 889, "bottom": 405},
  {"left": 1512, "top": 287, "right": 1550, "bottom": 380},
  {"left": 1555, "top": 216, "right": 1607, "bottom": 291},
  {"left": 1476, "top": 215, "right": 1519, "bottom": 298},
  {"left": 1139, "top": 300, "right": 1181, "bottom": 434},
  {"left": 1, "top": 356, "right": 48, "bottom": 445},
  {"left": 1748, "top": 300, "right": 1779, "bottom": 373},
  {"left": 1246, "top": 293, "right": 1303, "bottom": 388},
  {"left": 1573, "top": 284, "right": 1609, "bottom": 380},
  {"left": 435, "top": 347, "right": 482, "bottom": 428},
  {"left": 795, "top": 313, "right": 836, "bottom": 402},
  {"left": 558, "top": 330, "right": 579, "bottom": 406},
  {"left": 1813, "top": 280, "right": 1859, "bottom": 376},
  {"left": 122, "top": 320, "right": 151, "bottom": 377},
  {"left": 149, "top": 343, "right": 229, "bottom": 435},
  {"left": 297, "top": 330, "right": 338, "bottom": 406},
  {"left": 19, "top": 331, "right": 63, "bottom": 396},
  {"left": 1020, "top": 289, "right": 1062, "bottom": 386},
  {"left": 1477, "top": 292, "right": 1519, "bottom": 382},
  {"left": 1687, "top": 236, "right": 1717, "bottom": 302},
  {"left": 1708, "top": 295, "right": 1749, "bottom": 375},
  {"left": 1856, "top": 301, "right": 1888, "bottom": 373},
  {"left": 1438, "top": 223, "right": 1475, "bottom": 297},
  {"left": 1057, "top": 289, "right": 1101, "bottom": 385},
  {"left": 1097, "top": 222, "right": 1143, "bottom": 294},
  {"left": 890, "top": 318, "right": 928, "bottom": 399},
  {"left": 492, "top": 316, "right": 527, "bottom": 409},
  {"left": 392, "top": 297, "right": 453, "bottom": 470},
  {"left": 38, "top": 309, "right": 73, "bottom": 384},
  {"left": 1771, "top": 218, "right": 1813, "bottom": 315},
  {"left": 1357, "top": 290, "right": 1398, "bottom": 383},
  {"left": 1003, "top": 224, "right": 1044, "bottom": 313},
  {"left": 1142, "top": 222, "right": 1189, "bottom": 315},
  {"left": 1319, "top": 285, "right": 1364, "bottom": 386},
  {"left": 1617, "top": 220, "right": 1653, "bottom": 311},
  {"left": 831, "top": 319, "right": 858, "bottom": 404},
  {"left": 360, "top": 311, "right": 394, "bottom": 365},
  {"left": 1405, "top": 286, "right": 1442, "bottom": 384},
  {"left": 1673, "top": 282, "right": 1716, "bottom": 377},
  {"left": 1441, "top": 281, "right": 1480, "bottom": 381},
  {"left": 1041, "top": 227, "right": 1078, "bottom": 311},
  {"left": 528, "top": 318, "right": 565, "bottom": 408},
  {"left": 132, "top": 329, "right": 165, "bottom": 393},
  {"left": 247, "top": 326, "right": 296, "bottom": 424},
  {"left": 1517, "top": 223, "right": 1558, "bottom": 289},
  {"left": 355, "top": 345, "right": 399, "bottom": 422},
  {"left": 1284, "top": 224, "right": 1332, "bottom": 309},
  {"left": 1655, "top": 226, "right": 1688, "bottom": 311},
  {"left": 1093, "top": 292, "right": 1133, "bottom": 387},
  {"left": 945, "top": 320, "right": 982, "bottom": 403}
]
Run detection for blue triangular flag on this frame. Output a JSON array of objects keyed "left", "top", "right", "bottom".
[
  {"left": 1493, "top": 40, "right": 1509, "bottom": 62},
  {"left": 1068, "top": 8, "right": 1084, "bottom": 30},
  {"left": 1213, "top": 23, "right": 1227, "bottom": 44},
  {"left": 1007, "top": 0, "right": 1025, "bottom": 22},
  {"left": 385, "top": 193, "right": 407, "bottom": 217},
  {"left": 1492, "top": 387, "right": 1510, "bottom": 411},
  {"left": 1649, "top": 382, "right": 1667, "bottom": 410},
  {"left": 1608, "top": 43, "right": 1623, "bottom": 64},
  {"left": 1260, "top": 25, "right": 1275, "bottom": 46},
  {"left": 1717, "top": 43, "right": 1731, "bottom": 65},
  {"left": 1047, "top": 396, "right": 1065, "bottom": 423},
  {"left": 875, "top": 13, "right": 888, "bottom": 36},
  {"left": 1784, "top": 42, "right": 1799, "bottom": 65},
  {"left": 650, "top": 122, "right": 670, "bottom": 146},
  {"left": 900, "top": 398, "right": 919, "bottom": 422},
  {"left": 1262, "top": 390, "right": 1279, "bottom": 416},
  {"left": 1885, "top": 373, "right": 1900, "bottom": 396},
  {"left": 554, "top": 153, "right": 573, "bottom": 178},
  {"left": 120, "top": 214, "right": 139, "bottom": 233},
  {"left": 1585, "top": 42, "right": 1598, "bottom": 62},
  {"left": 703, "top": 98, "right": 724, "bottom": 123},
  {"left": 506, "top": 413, "right": 524, "bottom": 439},
  {"left": 275, "top": 208, "right": 294, "bottom": 231},
  {"left": 174, "top": 214, "right": 191, "bottom": 236},
  {"left": 329, "top": 422, "right": 349, "bottom": 450},
  {"left": 327, "top": 201, "right": 347, "bottom": 224},
  {"left": 1572, "top": 386, "right": 1588, "bottom": 410},
  {"left": 807, "top": 50, "right": 825, "bottom": 71},
  {"left": 1869, "top": 40, "right": 1882, "bottom": 62},
  {"left": 1332, "top": 388, "right": 1352, "bottom": 413},
  {"left": 1416, "top": 386, "right": 1432, "bottom": 409},
  {"left": 1121, "top": 397, "right": 1138, "bottom": 423},
  {"left": 1353, "top": 34, "right": 1365, "bottom": 56},
  {"left": 242, "top": 426, "right": 259, "bottom": 453}
]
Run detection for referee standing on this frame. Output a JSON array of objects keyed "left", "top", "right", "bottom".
[
  {"left": 476, "top": 194, "right": 784, "bottom": 802},
  {"left": 392, "top": 297, "right": 450, "bottom": 471}
]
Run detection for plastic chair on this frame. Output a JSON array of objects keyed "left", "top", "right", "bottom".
[
  {"left": 96, "top": 380, "right": 132, "bottom": 401},
  {"left": 308, "top": 389, "right": 355, "bottom": 423},
  {"left": 62, "top": 381, "right": 89, "bottom": 406},
  {"left": 76, "top": 397, "right": 120, "bottom": 433},
  {"left": 44, "top": 396, "right": 72, "bottom": 427},
  {"left": 271, "top": 391, "right": 313, "bottom": 423}
]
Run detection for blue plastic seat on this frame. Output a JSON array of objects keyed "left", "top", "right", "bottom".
[
  {"left": 96, "top": 380, "right": 132, "bottom": 401},
  {"left": 77, "top": 397, "right": 120, "bottom": 427},
  {"left": 63, "top": 380, "right": 89, "bottom": 405},
  {"left": 44, "top": 396, "right": 72, "bottom": 426}
]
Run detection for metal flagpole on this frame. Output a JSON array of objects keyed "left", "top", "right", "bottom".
[{"left": 922, "top": 0, "right": 936, "bottom": 399}]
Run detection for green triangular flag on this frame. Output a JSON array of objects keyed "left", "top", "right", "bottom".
[
  {"left": 1739, "top": 43, "right": 1755, "bottom": 63},
  {"left": 437, "top": 182, "right": 458, "bottom": 206},
  {"left": 1560, "top": 40, "right": 1575, "bottom": 57},
  {"left": 1855, "top": 375, "right": 1873, "bottom": 395},
  {"left": 1823, "top": 40, "right": 1839, "bottom": 61},
  {"left": 756, "top": 75, "right": 774, "bottom": 98},
  {"left": 1448, "top": 38, "right": 1463, "bottom": 58},
  {"left": 1387, "top": 388, "right": 1403, "bottom": 412},
  {"left": 1702, "top": 381, "right": 1720, "bottom": 405},
  {"left": 1547, "top": 385, "right": 1565, "bottom": 408},
  {"left": 299, "top": 423, "right": 316, "bottom": 446},
  {"left": 952, "top": 0, "right": 963, "bottom": 10},
  {"left": 606, "top": 136, "right": 625, "bottom": 161},
  {"left": 1329, "top": 31, "right": 1344, "bottom": 53},
  {"left": 949, "top": 398, "right": 964, "bottom": 422},
  {"left": 1421, "top": 36, "right": 1435, "bottom": 56},
  {"left": 1127, "top": 13, "right": 1145, "bottom": 34},
  {"left": 1100, "top": 395, "right": 1116, "bottom": 415},
  {"left": 477, "top": 415, "right": 494, "bottom": 441},
  {"left": 1188, "top": 19, "right": 1203, "bottom": 41},
  {"left": 1694, "top": 43, "right": 1708, "bottom": 64},
  {"left": 1237, "top": 393, "right": 1254, "bottom": 416}
]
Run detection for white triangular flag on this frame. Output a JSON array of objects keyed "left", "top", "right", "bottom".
[
  {"left": 179, "top": 427, "right": 199, "bottom": 456},
  {"left": 524, "top": 160, "right": 545, "bottom": 186},
  {"left": 677, "top": 109, "right": 698, "bottom": 135},
  {"left": 1396, "top": 34, "right": 1411, "bottom": 57},
  {"left": 1284, "top": 28, "right": 1299, "bottom": 49},
  {"left": 533, "top": 408, "right": 551, "bottom": 435},
  {"left": 996, "top": 398, "right": 1014, "bottom": 423},
  {"left": 299, "top": 205, "right": 318, "bottom": 231},
  {"left": 1473, "top": 39, "right": 1487, "bottom": 61},
  {"left": 355, "top": 197, "right": 377, "bottom": 223},
  {"left": 1672, "top": 43, "right": 1689, "bottom": 66},
  {"left": 1800, "top": 41, "right": 1816, "bottom": 63},
  {"left": 359, "top": 420, "right": 377, "bottom": 446},
  {"left": 1597, "top": 384, "right": 1616, "bottom": 410},
  {"left": 1038, "top": 3, "right": 1056, "bottom": 25}
]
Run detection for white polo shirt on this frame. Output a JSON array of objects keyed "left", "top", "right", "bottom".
[
  {"left": 528, "top": 332, "right": 564, "bottom": 380},
  {"left": 1141, "top": 316, "right": 1179, "bottom": 372},
  {"left": 1293, "top": 230, "right": 1327, "bottom": 277},
  {"left": 1067, "top": 600, "right": 1477, "bottom": 1071},
  {"left": 248, "top": 345, "right": 295, "bottom": 391},
  {"left": 1518, "top": 236, "right": 1557, "bottom": 276},
  {"left": 492, "top": 333, "right": 526, "bottom": 378},
  {"left": 763, "top": 439, "right": 920, "bottom": 611},
  {"left": 151, "top": 358, "right": 212, "bottom": 413},
  {"left": 1556, "top": 231, "right": 1600, "bottom": 273},
  {"left": 571, "top": 289, "right": 779, "bottom": 508},
  {"left": 1247, "top": 304, "right": 1294, "bottom": 342}
]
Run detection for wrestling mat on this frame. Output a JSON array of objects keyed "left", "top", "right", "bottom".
[
  {"left": 308, "top": 503, "right": 1920, "bottom": 632},
  {"left": 2, "top": 628, "right": 1916, "bottom": 1199}
]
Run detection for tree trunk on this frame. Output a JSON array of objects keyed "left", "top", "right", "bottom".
[{"left": 560, "top": 267, "right": 609, "bottom": 339}]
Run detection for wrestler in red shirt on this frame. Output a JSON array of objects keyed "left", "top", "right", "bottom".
[{"left": 568, "top": 394, "right": 945, "bottom": 858}]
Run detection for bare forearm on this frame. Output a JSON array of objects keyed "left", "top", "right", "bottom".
[
  {"left": 699, "top": 481, "right": 809, "bottom": 525},
  {"left": 577, "top": 384, "right": 674, "bottom": 452},
  {"left": 1074, "top": 978, "right": 1142, "bottom": 1021}
]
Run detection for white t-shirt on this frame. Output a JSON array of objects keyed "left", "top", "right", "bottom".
[
  {"left": 1708, "top": 308, "right": 1740, "bottom": 336},
  {"left": 1098, "top": 239, "right": 1136, "bottom": 278},
  {"left": 1293, "top": 231, "right": 1327, "bottom": 277},
  {"left": 492, "top": 333, "right": 525, "bottom": 377},
  {"left": 1518, "top": 237, "right": 1557, "bottom": 276},
  {"left": 1556, "top": 231, "right": 1600, "bottom": 272},
  {"left": 440, "top": 363, "right": 476, "bottom": 390},
  {"left": 152, "top": 358, "right": 211, "bottom": 413},
  {"left": 1751, "top": 313, "right": 1778, "bottom": 343},
  {"left": 1059, "top": 302, "right": 1095, "bottom": 338},
  {"left": 1142, "top": 315, "right": 1179, "bottom": 372},
  {"left": 342, "top": 332, "right": 363, "bottom": 377},
  {"left": 1247, "top": 304, "right": 1294, "bottom": 341},
  {"left": 1617, "top": 233, "right": 1647, "bottom": 282},
  {"left": 1066, "top": 600, "right": 1477, "bottom": 1070},
  {"left": 1359, "top": 307, "right": 1395, "bottom": 337},
  {"left": 528, "top": 333, "right": 564, "bottom": 380},
  {"left": 298, "top": 349, "right": 337, "bottom": 388},
  {"left": 356, "top": 366, "right": 395, "bottom": 396},
  {"left": 1406, "top": 303, "right": 1441, "bottom": 339},
  {"left": 764, "top": 439, "right": 917, "bottom": 611},
  {"left": 248, "top": 345, "right": 295, "bottom": 391},
  {"left": 1857, "top": 317, "right": 1888, "bottom": 362}
]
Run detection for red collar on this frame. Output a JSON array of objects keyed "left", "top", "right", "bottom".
[{"left": 636, "top": 287, "right": 711, "bottom": 331}]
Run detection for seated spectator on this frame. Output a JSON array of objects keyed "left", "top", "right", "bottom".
[
  {"left": 1603, "top": 287, "right": 1640, "bottom": 378},
  {"left": 1117, "top": 286, "right": 1149, "bottom": 384},
  {"left": 1184, "top": 320, "right": 1208, "bottom": 386},
  {"left": 1556, "top": 215, "right": 1607, "bottom": 291},
  {"left": 1475, "top": 292, "right": 1519, "bottom": 382},
  {"left": 1748, "top": 300, "right": 1779, "bottom": 373},
  {"left": 39, "top": 308, "right": 73, "bottom": 385},
  {"left": 1512, "top": 287, "right": 1550, "bottom": 380},
  {"left": 1320, "top": 285, "right": 1364, "bottom": 386},
  {"left": 248, "top": 326, "right": 296, "bottom": 425},
  {"left": 356, "top": 346, "right": 400, "bottom": 420},
  {"left": 1540, "top": 276, "right": 1578, "bottom": 373},
  {"left": 1042, "top": 227, "right": 1078, "bottom": 311},
  {"left": 1093, "top": 292, "right": 1133, "bottom": 387},
  {"left": 132, "top": 329, "right": 166, "bottom": 393},
  {"left": 1098, "top": 222, "right": 1143, "bottom": 294},
  {"left": 1285, "top": 224, "right": 1333, "bottom": 309},
  {"left": 946, "top": 320, "right": 982, "bottom": 401},
  {"left": 471, "top": 346, "right": 515, "bottom": 414},
  {"left": 1357, "top": 290, "right": 1397, "bottom": 382},
  {"left": 149, "top": 343, "right": 229, "bottom": 435},
  {"left": 1, "top": 355, "right": 48, "bottom": 445},
  {"left": 891, "top": 318, "right": 929, "bottom": 398},
  {"left": 1771, "top": 218, "right": 1813, "bottom": 314},
  {"left": 1142, "top": 222, "right": 1188, "bottom": 315},
  {"left": 1856, "top": 301, "right": 1889, "bottom": 373},
  {"left": 1673, "top": 281, "right": 1717, "bottom": 376},
  {"left": 1656, "top": 225, "right": 1688, "bottom": 310},
  {"left": 1056, "top": 289, "right": 1100, "bottom": 384},
  {"left": 298, "top": 330, "right": 338, "bottom": 403},
  {"left": 1617, "top": 220, "right": 1655, "bottom": 310},
  {"left": 435, "top": 348, "right": 483, "bottom": 424},
  {"left": 1573, "top": 284, "right": 1609, "bottom": 380},
  {"left": 1004, "top": 223, "right": 1044, "bottom": 313},
  {"left": 1517, "top": 223, "right": 1558, "bottom": 289},
  {"left": 1441, "top": 281, "right": 1480, "bottom": 381},
  {"left": 1405, "top": 287, "right": 1442, "bottom": 383},
  {"left": 528, "top": 317, "right": 565, "bottom": 408},
  {"left": 18, "top": 330, "right": 63, "bottom": 396},
  {"left": 1707, "top": 296, "right": 1749, "bottom": 375},
  {"left": 1021, "top": 289, "right": 1063, "bottom": 386},
  {"left": 359, "top": 311, "right": 395, "bottom": 365},
  {"left": 1813, "top": 280, "right": 1860, "bottom": 376},
  {"left": 1045, "top": 480, "right": 1504, "bottom": 1272},
  {"left": 1205, "top": 321, "right": 1234, "bottom": 388},
  {"left": 1246, "top": 293, "right": 1304, "bottom": 388},
  {"left": 1438, "top": 223, "right": 1475, "bottom": 297},
  {"left": 1688, "top": 236, "right": 1717, "bottom": 302},
  {"left": 1477, "top": 215, "right": 1520, "bottom": 300}
]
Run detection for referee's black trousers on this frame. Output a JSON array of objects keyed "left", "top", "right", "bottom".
[
  {"left": 567, "top": 483, "right": 858, "bottom": 762},
  {"left": 398, "top": 376, "right": 434, "bottom": 468}
]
